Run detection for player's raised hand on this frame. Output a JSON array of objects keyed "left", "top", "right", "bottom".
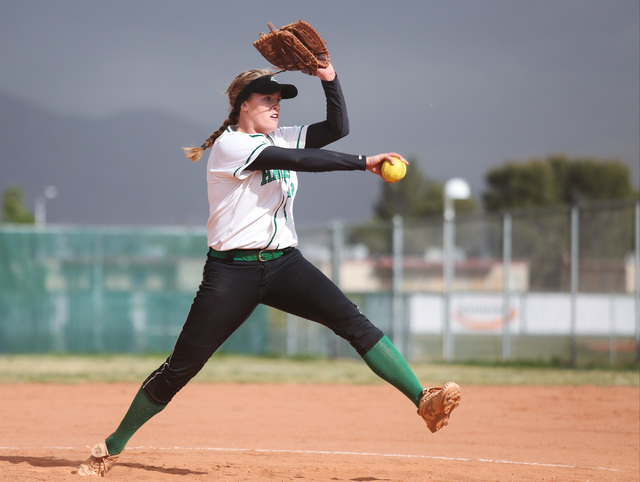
[{"left": 316, "top": 63, "right": 336, "bottom": 81}]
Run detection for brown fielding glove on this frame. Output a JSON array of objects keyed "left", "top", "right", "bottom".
[{"left": 253, "top": 20, "right": 330, "bottom": 75}]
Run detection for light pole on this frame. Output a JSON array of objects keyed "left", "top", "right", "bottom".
[
  {"left": 35, "top": 186, "right": 58, "bottom": 227},
  {"left": 442, "top": 178, "right": 471, "bottom": 362}
]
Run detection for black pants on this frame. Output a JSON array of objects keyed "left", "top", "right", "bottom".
[{"left": 143, "top": 248, "right": 383, "bottom": 404}]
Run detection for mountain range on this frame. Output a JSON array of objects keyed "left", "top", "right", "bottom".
[{"left": 0, "top": 92, "right": 376, "bottom": 228}]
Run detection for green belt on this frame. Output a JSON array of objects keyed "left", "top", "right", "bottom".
[{"left": 208, "top": 247, "right": 290, "bottom": 262}]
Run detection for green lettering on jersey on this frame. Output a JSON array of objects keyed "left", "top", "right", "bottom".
[
  {"left": 261, "top": 169, "right": 290, "bottom": 186},
  {"left": 261, "top": 170, "right": 273, "bottom": 185}
]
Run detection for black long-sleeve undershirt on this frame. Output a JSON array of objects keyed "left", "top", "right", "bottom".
[
  {"left": 248, "top": 75, "right": 365, "bottom": 173},
  {"left": 305, "top": 76, "right": 349, "bottom": 148},
  {"left": 249, "top": 147, "right": 366, "bottom": 172}
]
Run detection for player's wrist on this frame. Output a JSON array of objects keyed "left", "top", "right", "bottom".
[{"left": 316, "top": 64, "right": 336, "bottom": 81}]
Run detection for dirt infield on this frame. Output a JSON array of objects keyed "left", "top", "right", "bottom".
[{"left": 0, "top": 383, "right": 638, "bottom": 481}]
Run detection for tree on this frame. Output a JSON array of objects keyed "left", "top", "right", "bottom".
[
  {"left": 549, "top": 155, "right": 638, "bottom": 204},
  {"left": 1, "top": 186, "right": 35, "bottom": 224},
  {"left": 373, "top": 158, "right": 475, "bottom": 220},
  {"left": 483, "top": 154, "right": 638, "bottom": 211},
  {"left": 349, "top": 158, "right": 476, "bottom": 255},
  {"left": 483, "top": 155, "right": 638, "bottom": 291}
]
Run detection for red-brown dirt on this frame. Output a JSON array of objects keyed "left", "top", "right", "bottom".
[{"left": 0, "top": 383, "right": 638, "bottom": 481}]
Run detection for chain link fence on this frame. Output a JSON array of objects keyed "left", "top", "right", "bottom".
[{"left": 1, "top": 200, "right": 638, "bottom": 367}]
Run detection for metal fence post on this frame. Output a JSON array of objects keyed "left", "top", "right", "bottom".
[
  {"left": 502, "top": 212, "right": 512, "bottom": 361},
  {"left": 570, "top": 206, "right": 579, "bottom": 367},
  {"left": 609, "top": 292, "right": 617, "bottom": 367},
  {"left": 442, "top": 204, "right": 455, "bottom": 362},
  {"left": 635, "top": 201, "right": 640, "bottom": 364},
  {"left": 92, "top": 231, "right": 105, "bottom": 352},
  {"left": 329, "top": 220, "right": 343, "bottom": 358},
  {"left": 285, "top": 313, "right": 297, "bottom": 356}
]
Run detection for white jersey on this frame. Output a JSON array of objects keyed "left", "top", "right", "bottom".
[{"left": 205, "top": 124, "right": 308, "bottom": 251}]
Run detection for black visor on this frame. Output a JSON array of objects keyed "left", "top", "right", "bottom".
[{"left": 234, "top": 75, "right": 298, "bottom": 112}]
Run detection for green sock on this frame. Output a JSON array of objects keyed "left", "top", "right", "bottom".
[
  {"left": 362, "top": 336, "right": 424, "bottom": 407},
  {"left": 105, "top": 387, "right": 166, "bottom": 455}
]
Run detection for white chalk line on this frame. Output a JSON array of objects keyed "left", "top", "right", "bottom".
[{"left": 0, "top": 445, "right": 620, "bottom": 473}]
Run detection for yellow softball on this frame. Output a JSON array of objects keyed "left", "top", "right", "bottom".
[{"left": 381, "top": 157, "right": 407, "bottom": 183}]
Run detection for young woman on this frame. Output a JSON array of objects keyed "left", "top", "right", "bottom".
[{"left": 78, "top": 63, "right": 461, "bottom": 477}]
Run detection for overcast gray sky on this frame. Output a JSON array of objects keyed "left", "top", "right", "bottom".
[{"left": 1, "top": 0, "right": 638, "bottom": 222}]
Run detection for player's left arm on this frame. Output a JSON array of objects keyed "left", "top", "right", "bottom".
[{"left": 305, "top": 64, "right": 350, "bottom": 148}]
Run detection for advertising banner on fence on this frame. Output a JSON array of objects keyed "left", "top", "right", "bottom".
[{"left": 410, "top": 293, "right": 636, "bottom": 336}]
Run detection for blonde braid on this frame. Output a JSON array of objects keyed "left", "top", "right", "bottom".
[
  {"left": 182, "top": 68, "right": 274, "bottom": 163},
  {"left": 182, "top": 113, "right": 239, "bottom": 163}
]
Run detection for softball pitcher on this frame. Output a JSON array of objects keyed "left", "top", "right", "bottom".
[{"left": 78, "top": 63, "right": 461, "bottom": 477}]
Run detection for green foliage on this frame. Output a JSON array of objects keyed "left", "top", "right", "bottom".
[
  {"left": 483, "top": 154, "right": 639, "bottom": 211},
  {"left": 373, "top": 158, "right": 476, "bottom": 220},
  {"left": 354, "top": 159, "right": 476, "bottom": 255},
  {"left": 1, "top": 185, "right": 34, "bottom": 224},
  {"left": 484, "top": 159, "right": 559, "bottom": 210},
  {"left": 550, "top": 155, "right": 638, "bottom": 204},
  {"left": 510, "top": 208, "right": 570, "bottom": 290},
  {"left": 482, "top": 155, "right": 639, "bottom": 290}
]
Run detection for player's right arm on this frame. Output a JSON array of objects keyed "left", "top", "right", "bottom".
[
  {"left": 247, "top": 147, "right": 407, "bottom": 182},
  {"left": 249, "top": 147, "right": 365, "bottom": 173}
]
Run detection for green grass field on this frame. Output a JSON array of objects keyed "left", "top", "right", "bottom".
[{"left": 1, "top": 354, "right": 638, "bottom": 386}]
